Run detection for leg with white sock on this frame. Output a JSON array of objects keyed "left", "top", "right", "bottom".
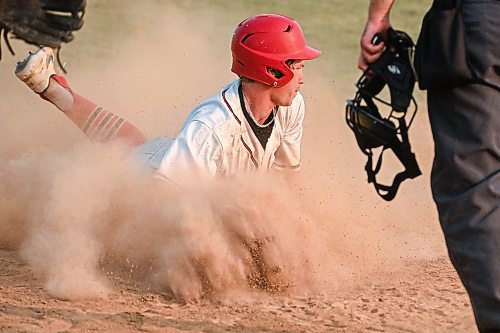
[{"left": 16, "top": 47, "right": 147, "bottom": 147}]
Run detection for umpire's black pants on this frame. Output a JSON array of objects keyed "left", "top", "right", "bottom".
[{"left": 427, "top": 1, "right": 499, "bottom": 331}]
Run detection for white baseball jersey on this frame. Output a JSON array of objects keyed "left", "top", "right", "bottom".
[{"left": 133, "top": 79, "right": 305, "bottom": 183}]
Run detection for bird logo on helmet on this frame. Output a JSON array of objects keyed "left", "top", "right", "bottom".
[{"left": 231, "top": 14, "right": 321, "bottom": 88}]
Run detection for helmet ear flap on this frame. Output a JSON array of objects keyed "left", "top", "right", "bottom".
[{"left": 267, "top": 67, "right": 285, "bottom": 79}]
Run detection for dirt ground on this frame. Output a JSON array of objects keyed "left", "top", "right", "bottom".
[
  {"left": 0, "top": 249, "right": 476, "bottom": 333},
  {"left": 0, "top": 1, "right": 480, "bottom": 332}
]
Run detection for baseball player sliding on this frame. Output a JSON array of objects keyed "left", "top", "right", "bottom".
[{"left": 15, "top": 14, "right": 320, "bottom": 183}]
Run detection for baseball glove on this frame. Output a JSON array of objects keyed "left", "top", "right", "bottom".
[{"left": 0, "top": 0, "right": 85, "bottom": 64}]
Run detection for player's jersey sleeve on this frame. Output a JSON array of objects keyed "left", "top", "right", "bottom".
[
  {"left": 155, "top": 120, "right": 223, "bottom": 183},
  {"left": 273, "top": 95, "right": 305, "bottom": 170}
]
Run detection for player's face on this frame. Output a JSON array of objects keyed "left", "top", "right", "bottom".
[{"left": 271, "top": 60, "right": 305, "bottom": 107}]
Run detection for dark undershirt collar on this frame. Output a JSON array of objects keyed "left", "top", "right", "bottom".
[{"left": 238, "top": 83, "right": 275, "bottom": 150}]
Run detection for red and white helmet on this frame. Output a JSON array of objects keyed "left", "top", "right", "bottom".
[{"left": 231, "top": 14, "right": 321, "bottom": 88}]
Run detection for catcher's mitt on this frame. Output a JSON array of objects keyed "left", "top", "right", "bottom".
[{"left": 0, "top": 0, "right": 85, "bottom": 70}]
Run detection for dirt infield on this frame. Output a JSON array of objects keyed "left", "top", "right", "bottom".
[
  {"left": 0, "top": 250, "right": 475, "bottom": 332},
  {"left": 0, "top": 1, "right": 479, "bottom": 332}
]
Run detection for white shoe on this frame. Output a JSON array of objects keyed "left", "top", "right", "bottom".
[{"left": 15, "top": 47, "right": 56, "bottom": 94}]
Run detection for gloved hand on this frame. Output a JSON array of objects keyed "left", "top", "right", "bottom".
[{"left": 0, "top": 0, "right": 85, "bottom": 53}]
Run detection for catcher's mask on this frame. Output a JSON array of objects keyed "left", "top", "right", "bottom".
[{"left": 346, "top": 28, "right": 421, "bottom": 201}]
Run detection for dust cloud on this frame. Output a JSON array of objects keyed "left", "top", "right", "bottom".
[
  {"left": 0, "top": 142, "right": 341, "bottom": 301},
  {"left": 0, "top": 3, "right": 444, "bottom": 301}
]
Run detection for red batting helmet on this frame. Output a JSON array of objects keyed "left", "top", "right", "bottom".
[{"left": 231, "top": 14, "right": 321, "bottom": 88}]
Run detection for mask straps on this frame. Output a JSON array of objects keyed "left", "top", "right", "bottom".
[{"left": 364, "top": 117, "right": 421, "bottom": 201}]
